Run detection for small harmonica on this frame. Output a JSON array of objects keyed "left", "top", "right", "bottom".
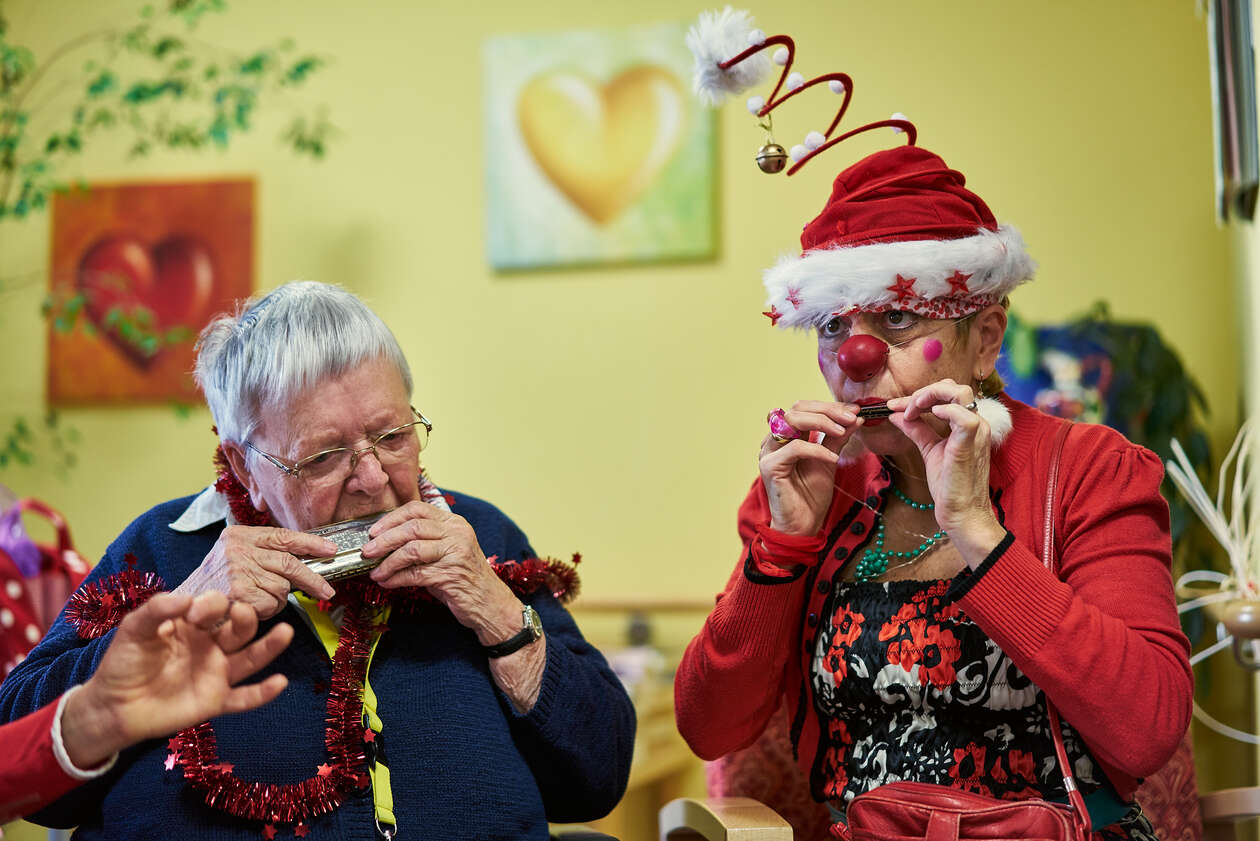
[
  {"left": 303, "top": 512, "right": 388, "bottom": 582},
  {"left": 856, "top": 404, "right": 893, "bottom": 419}
]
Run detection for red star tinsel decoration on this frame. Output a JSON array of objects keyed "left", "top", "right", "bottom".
[
  {"left": 886, "top": 274, "right": 917, "bottom": 303},
  {"left": 946, "top": 271, "right": 972, "bottom": 295},
  {"left": 262, "top": 825, "right": 277, "bottom": 840},
  {"left": 786, "top": 288, "right": 802, "bottom": 310},
  {"left": 169, "top": 601, "right": 375, "bottom": 829},
  {"left": 762, "top": 305, "right": 783, "bottom": 325},
  {"left": 65, "top": 569, "right": 166, "bottom": 639},
  {"left": 295, "top": 824, "right": 310, "bottom": 838}
]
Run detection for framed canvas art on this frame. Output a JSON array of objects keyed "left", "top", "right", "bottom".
[
  {"left": 485, "top": 20, "right": 716, "bottom": 269},
  {"left": 47, "top": 178, "right": 254, "bottom": 404}
]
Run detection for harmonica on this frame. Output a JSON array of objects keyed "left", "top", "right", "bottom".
[
  {"left": 303, "top": 512, "right": 388, "bottom": 581},
  {"left": 856, "top": 403, "right": 893, "bottom": 419}
]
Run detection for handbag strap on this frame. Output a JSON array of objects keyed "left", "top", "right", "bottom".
[{"left": 1041, "top": 421, "right": 1092, "bottom": 836}]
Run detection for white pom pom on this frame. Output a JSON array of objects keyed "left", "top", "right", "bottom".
[
  {"left": 786, "top": 72, "right": 804, "bottom": 91},
  {"left": 747, "top": 28, "right": 766, "bottom": 46},
  {"left": 890, "top": 112, "right": 908, "bottom": 133},
  {"left": 829, "top": 79, "right": 846, "bottom": 94},
  {"left": 789, "top": 144, "right": 809, "bottom": 162},
  {"left": 804, "top": 130, "right": 825, "bottom": 150},
  {"left": 687, "top": 8, "right": 773, "bottom": 106},
  {"left": 773, "top": 47, "right": 789, "bottom": 66},
  {"left": 746, "top": 95, "right": 765, "bottom": 115}
]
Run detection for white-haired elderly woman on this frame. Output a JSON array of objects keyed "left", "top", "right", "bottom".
[{"left": 1, "top": 281, "right": 635, "bottom": 840}]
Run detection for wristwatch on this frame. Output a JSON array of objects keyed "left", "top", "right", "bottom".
[{"left": 482, "top": 604, "right": 543, "bottom": 658}]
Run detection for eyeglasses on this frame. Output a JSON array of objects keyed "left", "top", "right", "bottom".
[{"left": 246, "top": 407, "right": 432, "bottom": 484}]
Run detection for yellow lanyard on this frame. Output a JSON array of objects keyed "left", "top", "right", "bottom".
[{"left": 293, "top": 594, "right": 396, "bottom": 835}]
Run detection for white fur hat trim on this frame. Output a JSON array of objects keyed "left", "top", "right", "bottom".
[{"left": 763, "top": 225, "right": 1035, "bottom": 329}]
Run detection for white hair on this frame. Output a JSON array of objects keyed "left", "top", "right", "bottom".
[{"left": 194, "top": 281, "right": 413, "bottom": 445}]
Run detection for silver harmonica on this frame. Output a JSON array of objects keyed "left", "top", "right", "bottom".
[{"left": 303, "top": 512, "right": 389, "bottom": 582}]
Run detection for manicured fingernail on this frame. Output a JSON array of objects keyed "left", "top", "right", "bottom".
[
  {"left": 322, "top": 584, "right": 335, "bottom": 598},
  {"left": 321, "top": 539, "right": 338, "bottom": 552},
  {"left": 840, "top": 412, "right": 856, "bottom": 423}
]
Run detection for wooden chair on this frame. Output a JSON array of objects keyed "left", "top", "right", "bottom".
[{"left": 659, "top": 704, "right": 1260, "bottom": 841}]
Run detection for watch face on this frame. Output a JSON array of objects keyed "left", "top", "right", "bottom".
[{"left": 526, "top": 606, "right": 543, "bottom": 638}]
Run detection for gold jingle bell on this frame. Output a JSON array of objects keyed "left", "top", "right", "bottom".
[{"left": 756, "top": 142, "right": 787, "bottom": 174}]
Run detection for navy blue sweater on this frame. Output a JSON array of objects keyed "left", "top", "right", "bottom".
[{"left": 0, "top": 490, "right": 635, "bottom": 840}]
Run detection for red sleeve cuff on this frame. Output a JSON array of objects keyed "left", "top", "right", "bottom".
[{"left": 747, "top": 523, "right": 827, "bottom": 582}]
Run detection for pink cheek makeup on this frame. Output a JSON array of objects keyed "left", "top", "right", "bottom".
[{"left": 922, "top": 338, "right": 943, "bottom": 363}]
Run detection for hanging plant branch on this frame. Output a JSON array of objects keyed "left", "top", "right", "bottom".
[{"left": 0, "top": 0, "right": 334, "bottom": 224}]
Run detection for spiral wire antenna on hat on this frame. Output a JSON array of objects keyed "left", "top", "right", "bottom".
[{"left": 686, "top": 7, "right": 916, "bottom": 175}]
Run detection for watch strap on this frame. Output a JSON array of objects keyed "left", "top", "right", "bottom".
[{"left": 482, "top": 605, "right": 542, "bottom": 658}]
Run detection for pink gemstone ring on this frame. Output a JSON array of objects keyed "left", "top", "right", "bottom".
[{"left": 767, "top": 408, "right": 802, "bottom": 444}]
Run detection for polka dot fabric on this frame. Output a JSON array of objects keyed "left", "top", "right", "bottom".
[{"left": 0, "top": 500, "right": 89, "bottom": 677}]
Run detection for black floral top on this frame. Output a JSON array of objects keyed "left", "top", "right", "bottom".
[{"left": 810, "top": 575, "right": 1157, "bottom": 838}]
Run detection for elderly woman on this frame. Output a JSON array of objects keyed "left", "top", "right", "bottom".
[
  {"left": 674, "top": 18, "right": 1192, "bottom": 833},
  {"left": 1, "top": 281, "right": 635, "bottom": 840}
]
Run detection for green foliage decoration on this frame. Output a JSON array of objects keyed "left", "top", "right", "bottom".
[{"left": 0, "top": 0, "right": 333, "bottom": 226}]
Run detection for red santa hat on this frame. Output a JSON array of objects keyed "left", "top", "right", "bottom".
[
  {"left": 762, "top": 144, "right": 1035, "bottom": 329},
  {"left": 686, "top": 8, "right": 1035, "bottom": 330}
]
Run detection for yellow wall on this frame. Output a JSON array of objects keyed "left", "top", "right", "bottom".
[{"left": 0, "top": 1, "right": 1242, "bottom": 837}]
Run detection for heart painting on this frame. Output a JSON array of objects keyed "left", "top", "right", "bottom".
[
  {"left": 484, "top": 20, "right": 715, "bottom": 269},
  {"left": 48, "top": 179, "right": 253, "bottom": 404},
  {"left": 517, "top": 66, "right": 685, "bottom": 225},
  {"left": 76, "top": 234, "right": 215, "bottom": 366}
]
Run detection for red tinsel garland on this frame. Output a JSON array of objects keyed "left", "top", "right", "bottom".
[
  {"left": 169, "top": 601, "right": 375, "bottom": 827},
  {"left": 64, "top": 565, "right": 166, "bottom": 639}
]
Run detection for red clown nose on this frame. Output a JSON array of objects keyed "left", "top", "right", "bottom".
[{"left": 835, "top": 334, "right": 889, "bottom": 382}]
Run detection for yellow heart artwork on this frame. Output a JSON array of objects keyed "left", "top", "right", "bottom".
[{"left": 517, "top": 65, "right": 685, "bottom": 226}]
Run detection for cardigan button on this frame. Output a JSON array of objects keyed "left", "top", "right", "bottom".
[
  {"left": 817, "top": 579, "right": 830, "bottom": 593},
  {"left": 866, "top": 495, "right": 880, "bottom": 508},
  {"left": 834, "top": 545, "right": 849, "bottom": 560},
  {"left": 807, "top": 612, "right": 818, "bottom": 627},
  {"left": 850, "top": 521, "right": 866, "bottom": 535}
]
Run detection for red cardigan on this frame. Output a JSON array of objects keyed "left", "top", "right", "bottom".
[
  {"left": 675, "top": 397, "right": 1193, "bottom": 801},
  {"left": 0, "top": 694, "right": 95, "bottom": 822}
]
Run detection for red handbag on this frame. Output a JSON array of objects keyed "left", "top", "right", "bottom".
[{"left": 838, "top": 422, "right": 1093, "bottom": 841}]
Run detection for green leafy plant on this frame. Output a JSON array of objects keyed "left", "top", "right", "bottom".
[{"left": 0, "top": 0, "right": 332, "bottom": 225}]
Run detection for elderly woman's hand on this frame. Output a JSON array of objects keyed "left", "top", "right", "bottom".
[
  {"left": 175, "top": 526, "right": 338, "bottom": 619},
  {"left": 361, "top": 501, "right": 522, "bottom": 640},
  {"left": 759, "top": 400, "right": 863, "bottom": 537},
  {"left": 886, "top": 379, "right": 1006, "bottom": 562}
]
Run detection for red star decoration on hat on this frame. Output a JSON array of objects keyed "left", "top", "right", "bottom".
[
  {"left": 262, "top": 825, "right": 277, "bottom": 840},
  {"left": 443, "top": 493, "right": 456, "bottom": 507},
  {"left": 317, "top": 763, "right": 333, "bottom": 777},
  {"left": 123, "top": 553, "right": 138, "bottom": 569},
  {"left": 167, "top": 738, "right": 180, "bottom": 752},
  {"left": 762, "top": 305, "right": 783, "bottom": 326},
  {"left": 215, "top": 762, "right": 234, "bottom": 774},
  {"left": 946, "top": 271, "right": 972, "bottom": 295},
  {"left": 786, "top": 288, "right": 802, "bottom": 310},
  {"left": 364, "top": 727, "right": 377, "bottom": 743},
  {"left": 295, "top": 824, "right": 310, "bottom": 838},
  {"left": 164, "top": 752, "right": 179, "bottom": 771},
  {"left": 887, "top": 275, "right": 917, "bottom": 303}
]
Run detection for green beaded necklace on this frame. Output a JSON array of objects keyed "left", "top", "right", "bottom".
[{"left": 853, "top": 486, "right": 947, "bottom": 582}]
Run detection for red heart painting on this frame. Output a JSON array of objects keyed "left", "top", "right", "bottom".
[
  {"left": 76, "top": 234, "right": 215, "bottom": 366},
  {"left": 48, "top": 179, "right": 253, "bottom": 404}
]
